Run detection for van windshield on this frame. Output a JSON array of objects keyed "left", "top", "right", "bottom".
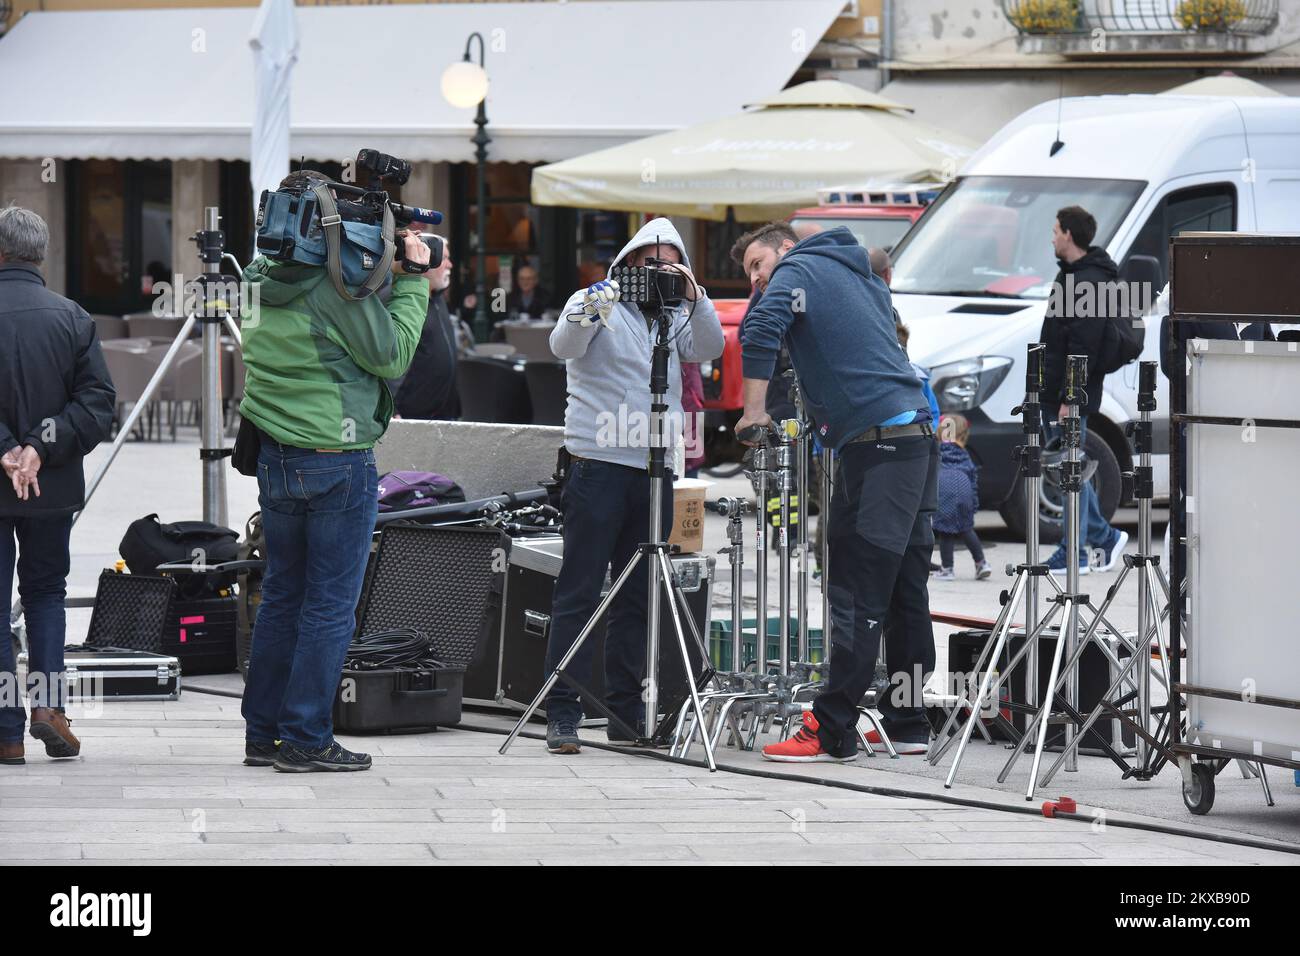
[{"left": 889, "top": 176, "right": 1144, "bottom": 299}]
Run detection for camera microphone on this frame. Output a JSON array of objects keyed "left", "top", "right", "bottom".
[{"left": 399, "top": 205, "right": 443, "bottom": 226}]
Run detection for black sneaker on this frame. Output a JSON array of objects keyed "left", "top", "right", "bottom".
[
  {"left": 547, "top": 719, "right": 581, "bottom": 754},
  {"left": 273, "top": 740, "right": 372, "bottom": 773},
  {"left": 244, "top": 739, "right": 280, "bottom": 767},
  {"left": 606, "top": 717, "right": 641, "bottom": 746}
]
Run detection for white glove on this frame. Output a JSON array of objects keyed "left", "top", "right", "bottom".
[{"left": 579, "top": 279, "right": 620, "bottom": 327}]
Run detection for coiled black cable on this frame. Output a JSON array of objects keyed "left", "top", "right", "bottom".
[{"left": 342, "top": 627, "right": 442, "bottom": 671}]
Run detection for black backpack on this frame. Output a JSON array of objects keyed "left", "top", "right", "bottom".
[
  {"left": 1099, "top": 314, "right": 1145, "bottom": 375},
  {"left": 119, "top": 514, "right": 240, "bottom": 575}
]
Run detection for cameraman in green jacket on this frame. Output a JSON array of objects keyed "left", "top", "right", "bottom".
[{"left": 238, "top": 169, "right": 431, "bottom": 773}]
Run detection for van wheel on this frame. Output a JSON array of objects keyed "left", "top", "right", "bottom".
[{"left": 999, "top": 429, "right": 1122, "bottom": 544}]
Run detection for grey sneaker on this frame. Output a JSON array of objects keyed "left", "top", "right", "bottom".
[
  {"left": 273, "top": 740, "right": 371, "bottom": 773},
  {"left": 933, "top": 567, "right": 955, "bottom": 581},
  {"left": 975, "top": 560, "right": 993, "bottom": 580},
  {"left": 547, "top": 719, "right": 581, "bottom": 754}
]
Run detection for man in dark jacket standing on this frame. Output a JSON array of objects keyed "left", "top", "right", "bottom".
[
  {"left": 393, "top": 238, "right": 461, "bottom": 421},
  {"left": 734, "top": 222, "right": 937, "bottom": 761},
  {"left": 1039, "top": 206, "right": 1127, "bottom": 575},
  {"left": 0, "top": 205, "right": 115, "bottom": 766}
]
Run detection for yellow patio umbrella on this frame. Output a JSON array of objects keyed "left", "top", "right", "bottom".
[{"left": 530, "top": 80, "right": 979, "bottom": 222}]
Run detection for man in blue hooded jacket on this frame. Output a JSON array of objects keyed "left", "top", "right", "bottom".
[{"left": 734, "top": 222, "right": 938, "bottom": 761}]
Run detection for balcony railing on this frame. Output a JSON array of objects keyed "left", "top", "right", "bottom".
[{"left": 1001, "top": 0, "right": 1280, "bottom": 55}]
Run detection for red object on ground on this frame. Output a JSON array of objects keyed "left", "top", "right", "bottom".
[{"left": 1041, "top": 796, "right": 1078, "bottom": 818}]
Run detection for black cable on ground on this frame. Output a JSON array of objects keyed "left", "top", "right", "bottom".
[{"left": 179, "top": 684, "right": 1299, "bottom": 858}]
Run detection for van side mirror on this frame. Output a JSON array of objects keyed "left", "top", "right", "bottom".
[{"left": 1121, "top": 254, "right": 1162, "bottom": 293}]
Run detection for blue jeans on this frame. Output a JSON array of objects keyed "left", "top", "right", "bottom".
[
  {"left": 240, "top": 439, "right": 378, "bottom": 750},
  {"left": 0, "top": 514, "right": 74, "bottom": 743},
  {"left": 1049, "top": 417, "right": 1115, "bottom": 559},
  {"left": 543, "top": 459, "right": 673, "bottom": 727}
]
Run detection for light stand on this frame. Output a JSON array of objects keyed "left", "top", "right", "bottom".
[
  {"left": 499, "top": 303, "right": 719, "bottom": 770},
  {"left": 929, "top": 343, "right": 1057, "bottom": 783},
  {"left": 994, "top": 355, "right": 1148, "bottom": 798},
  {"left": 1034, "top": 360, "right": 1178, "bottom": 784},
  {"left": 80, "top": 207, "right": 239, "bottom": 524}
]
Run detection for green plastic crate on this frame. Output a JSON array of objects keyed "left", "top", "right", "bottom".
[{"left": 708, "top": 617, "right": 823, "bottom": 671}]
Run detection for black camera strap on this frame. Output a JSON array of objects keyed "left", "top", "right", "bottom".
[{"left": 311, "top": 182, "right": 396, "bottom": 301}]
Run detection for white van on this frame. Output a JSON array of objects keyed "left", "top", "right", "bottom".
[{"left": 888, "top": 93, "right": 1300, "bottom": 539}]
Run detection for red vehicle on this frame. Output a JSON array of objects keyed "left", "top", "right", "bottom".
[{"left": 698, "top": 186, "right": 937, "bottom": 471}]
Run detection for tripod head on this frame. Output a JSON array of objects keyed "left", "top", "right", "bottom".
[
  {"left": 1137, "top": 360, "right": 1157, "bottom": 412},
  {"left": 1064, "top": 354, "right": 1088, "bottom": 409}
]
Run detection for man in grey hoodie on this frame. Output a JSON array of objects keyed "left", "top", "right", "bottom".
[{"left": 543, "top": 218, "right": 724, "bottom": 754}]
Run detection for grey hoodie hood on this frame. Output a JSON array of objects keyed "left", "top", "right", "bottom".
[
  {"left": 608, "top": 217, "right": 692, "bottom": 277},
  {"left": 548, "top": 217, "right": 724, "bottom": 472}
]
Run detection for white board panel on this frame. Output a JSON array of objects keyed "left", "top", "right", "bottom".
[{"left": 1187, "top": 339, "right": 1300, "bottom": 763}]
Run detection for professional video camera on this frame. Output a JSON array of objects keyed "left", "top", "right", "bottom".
[
  {"left": 254, "top": 148, "right": 445, "bottom": 300},
  {"left": 609, "top": 254, "right": 689, "bottom": 308}
]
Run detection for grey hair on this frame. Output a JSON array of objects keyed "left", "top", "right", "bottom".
[{"left": 0, "top": 205, "right": 49, "bottom": 265}]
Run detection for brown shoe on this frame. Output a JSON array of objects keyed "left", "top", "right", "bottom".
[
  {"left": 30, "top": 708, "right": 80, "bottom": 758},
  {"left": 0, "top": 741, "right": 23, "bottom": 765}
]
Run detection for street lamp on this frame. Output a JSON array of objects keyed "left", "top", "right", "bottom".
[{"left": 442, "top": 33, "right": 491, "bottom": 344}]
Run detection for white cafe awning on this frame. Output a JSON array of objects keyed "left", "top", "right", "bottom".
[{"left": 0, "top": 1, "right": 847, "bottom": 164}]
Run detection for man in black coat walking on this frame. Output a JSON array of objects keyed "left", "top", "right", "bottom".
[
  {"left": 0, "top": 205, "right": 115, "bottom": 766},
  {"left": 1038, "top": 205, "right": 1128, "bottom": 576}
]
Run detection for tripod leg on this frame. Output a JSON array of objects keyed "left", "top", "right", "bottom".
[
  {"left": 941, "top": 573, "right": 1027, "bottom": 787},
  {"left": 79, "top": 314, "right": 200, "bottom": 521},
  {"left": 928, "top": 571, "right": 1026, "bottom": 765},
  {"left": 1023, "top": 599, "right": 1075, "bottom": 799},
  {"left": 1039, "top": 634, "right": 1148, "bottom": 786},
  {"left": 499, "top": 550, "right": 642, "bottom": 755},
  {"left": 999, "top": 598, "right": 1102, "bottom": 785},
  {"left": 657, "top": 550, "right": 718, "bottom": 772}
]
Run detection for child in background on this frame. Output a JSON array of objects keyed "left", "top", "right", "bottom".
[{"left": 933, "top": 414, "right": 992, "bottom": 581}]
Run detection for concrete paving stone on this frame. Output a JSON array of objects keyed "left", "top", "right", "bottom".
[
  {"left": 797, "top": 828, "right": 960, "bottom": 845},
  {"left": 238, "top": 798, "right": 497, "bottom": 809},
  {"left": 4, "top": 775, "right": 233, "bottom": 789},
  {"left": 1, "top": 786, "right": 126, "bottom": 800},
  {"left": 430, "top": 842, "right": 696, "bottom": 862},
  {"left": 282, "top": 820, "right": 554, "bottom": 836},
  {"left": 352, "top": 831, "right": 618, "bottom": 846},
  {"left": 469, "top": 775, "right": 695, "bottom": 789},
  {"left": 122, "top": 785, "right": 315, "bottom": 800},
  {"left": 0, "top": 843, "right": 83, "bottom": 860},
  {"left": 80, "top": 842, "right": 436, "bottom": 861},
  {"left": 546, "top": 821, "right": 667, "bottom": 833},
  {"left": 200, "top": 832, "right": 349, "bottom": 845},
  {"left": 0, "top": 797, "right": 249, "bottom": 809},
  {"left": 905, "top": 842, "right": 1101, "bottom": 860},
  {"left": 0, "top": 807, "right": 188, "bottom": 822},
  {"left": 690, "top": 842, "right": 919, "bottom": 862},
  {"left": 434, "top": 786, "right": 609, "bottom": 801},
  {"left": 610, "top": 830, "right": 809, "bottom": 847},
  {"left": 204, "top": 808, "right": 441, "bottom": 823},
  {"left": 6, "top": 830, "right": 205, "bottom": 845}
]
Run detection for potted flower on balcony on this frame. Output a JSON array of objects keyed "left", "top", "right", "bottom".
[
  {"left": 1175, "top": 0, "right": 1249, "bottom": 31},
  {"left": 1005, "top": 0, "right": 1082, "bottom": 34}
]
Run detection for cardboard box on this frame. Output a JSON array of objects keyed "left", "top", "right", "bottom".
[{"left": 669, "top": 478, "right": 710, "bottom": 554}]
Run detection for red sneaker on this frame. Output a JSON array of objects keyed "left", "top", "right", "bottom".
[
  {"left": 861, "top": 728, "right": 929, "bottom": 756},
  {"left": 762, "top": 711, "right": 856, "bottom": 763}
]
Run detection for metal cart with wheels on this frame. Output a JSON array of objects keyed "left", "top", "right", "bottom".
[{"left": 1168, "top": 233, "right": 1300, "bottom": 817}]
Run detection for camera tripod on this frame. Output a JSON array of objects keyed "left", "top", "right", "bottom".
[{"left": 499, "top": 301, "right": 719, "bottom": 771}]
